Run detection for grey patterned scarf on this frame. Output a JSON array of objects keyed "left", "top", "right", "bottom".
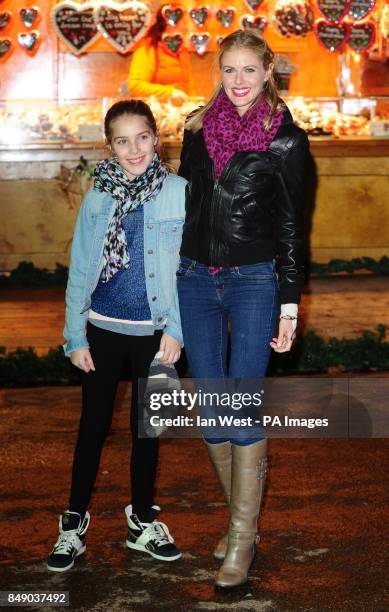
[{"left": 93, "top": 154, "right": 168, "bottom": 283}]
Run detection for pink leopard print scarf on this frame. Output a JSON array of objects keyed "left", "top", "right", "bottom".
[{"left": 203, "top": 88, "right": 284, "bottom": 178}]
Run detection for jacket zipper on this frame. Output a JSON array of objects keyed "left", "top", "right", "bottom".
[{"left": 209, "top": 155, "right": 238, "bottom": 265}]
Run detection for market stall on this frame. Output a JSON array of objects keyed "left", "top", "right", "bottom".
[{"left": 0, "top": 0, "right": 388, "bottom": 270}]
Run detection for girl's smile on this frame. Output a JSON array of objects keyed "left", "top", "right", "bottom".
[{"left": 109, "top": 114, "right": 157, "bottom": 179}]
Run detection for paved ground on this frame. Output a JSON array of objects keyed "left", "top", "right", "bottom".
[
  {"left": 0, "top": 385, "right": 388, "bottom": 612},
  {"left": 1, "top": 275, "right": 388, "bottom": 354}
]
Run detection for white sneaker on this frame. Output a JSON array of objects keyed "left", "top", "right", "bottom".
[
  {"left": 47, "top": 511, "right": 90, "bottom": 572},
  {"left": 125, "top": 505, "right": 182, "bottom": 562}
]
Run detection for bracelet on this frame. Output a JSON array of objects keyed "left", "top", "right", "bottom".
[{"left": 280, "top": 314, "right": 297, "bottom": 320}]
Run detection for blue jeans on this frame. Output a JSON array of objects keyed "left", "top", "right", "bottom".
[{"left": 177, "top": 257, "right": 280, "bottom": 444}]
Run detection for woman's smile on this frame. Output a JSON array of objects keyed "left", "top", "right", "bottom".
[{"left": 231, "top": 87, "right": 251, "bottom": 97}]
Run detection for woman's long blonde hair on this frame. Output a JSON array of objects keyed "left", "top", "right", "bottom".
[{"left": 185, "top": 30, "right": 283, "bottom": 132}]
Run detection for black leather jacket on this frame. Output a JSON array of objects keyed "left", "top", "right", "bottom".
[{"left": 178, "top": 106, "right": 310, "bottom": 304}]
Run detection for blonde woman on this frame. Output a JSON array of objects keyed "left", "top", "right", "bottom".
[{"left": 177, "top": 30, "right": 309, "bottom": 589}]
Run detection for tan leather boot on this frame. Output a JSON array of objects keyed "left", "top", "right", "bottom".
[
  {"left": 215, "top": 439, "right": 267, "bottom": 589},
  {"left": 204, "top": 440, "right": 231, "bottom": 560}
]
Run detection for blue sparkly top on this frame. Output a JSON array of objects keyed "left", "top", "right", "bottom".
[{"left": 90, "top": 206, "right": 151, "bottom": 321}]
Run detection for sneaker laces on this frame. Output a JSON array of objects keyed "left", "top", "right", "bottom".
[
  {"left": 53, "top": 531, "right": 81, "bottom": 555},
  {"left": 143, "top": 521, "right": 174, "bottom": 547}
]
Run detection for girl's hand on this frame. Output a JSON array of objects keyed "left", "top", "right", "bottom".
[
  {"left": 70, "top": 348, "right": 96, "bottom": 372},
  {"left": 270, "top": 319, "right": 296, "bottom": 353},
  {"left": 159, "top": 333, "right": 181, "bottom": 365}
]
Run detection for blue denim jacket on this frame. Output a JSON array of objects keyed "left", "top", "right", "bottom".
[{"left": 63, "top": 173, "right": 187, "bottom": 356}]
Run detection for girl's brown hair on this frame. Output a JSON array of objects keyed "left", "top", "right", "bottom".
[
  {"left": 104, "top": 99, "right": 157, "bottom": 142},
  {"left": 185, "top": 30, "right": 284, "bottom": 132}
]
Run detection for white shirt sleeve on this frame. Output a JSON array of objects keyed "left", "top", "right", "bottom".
[{"left": 280, "top": 303, "right": 298, "bottom": 332}]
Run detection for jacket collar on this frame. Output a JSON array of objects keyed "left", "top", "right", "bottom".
[{"left": 279, "top": 102, "right": 294, "bottom": 125}]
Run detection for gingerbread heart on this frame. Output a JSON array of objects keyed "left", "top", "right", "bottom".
[
  {"left": 0, "top": 11, "right": 11, "bottom": 30},
  {"left": 162, "top": 5, "right": 183, "bottom": 26},
  {"left": 315, "top": 20, "right": 348, "bottom": 51},
  {"left": 241, "top": 14, "right": 267, "bottom": 34},
  {"left": 274, "top": 1, "right": 314, "bottom": 38},
  {"left": 51, "top": 2, "right": 99, "bottom": 55},
  {"left": 317, "top": 0, "right": 350, "bottom": 24},
  {"left": 216, "top": 9, "right": 235, "bottom": 29},
  {"left": 347, "top": 21, "right": 375, "bottom": 52},
  {"left": 20, "top": 7, "right": 39, "bottom": 28},
  {"left": 189, "top": 7, "right": 208, "bottom": 27},
  {"left": 0, "top": 37, "right": 11, "bottom": 56},
  {"left": 348, "top": 0, "right": 376, "bottom": 21},
  {"left": 94, "top": 1, "right": 151, "bottom": 54},
  {"left": 18, "top": 30, "right": 39, "bottom": 51},
  {"left": 189, "top": 33, "right": 210, "bottom": 55},
  {"left": 243, "top": 0, "right": 264, "bottom": 11},
  {"left": 162, "top": 33, "right": 183, "bottom": 54}
]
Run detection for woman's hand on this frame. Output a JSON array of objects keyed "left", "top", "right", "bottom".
[
  {"left": 270, "top": 318, "right": 296, "bottom": 353},
  {"left": 70, "top": 348, "right": 96, "bottom": 372},
  {"left": 159, "top": 333, "right": 181, "bottom": 365}
]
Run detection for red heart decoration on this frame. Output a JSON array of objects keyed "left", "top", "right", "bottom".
[
  {"left": 347, "top": 21, "right": 375, "bottom": 52},
  {"left": 348, "top": 0, "right": 376, "bottom": 21},
  {"left": 216, "top": 9, "right": 235, "bottom": 29},
  {"left": 189, "top": 33, "right": 210, "bottom": 55},
  {"left": 189, "top": 7, "right": 208, "bottom": 27},
  {"left": 162, "top": 33, "right": 183, "bottom": 54},
  {"left": 240, "top": 14, "right": 267, "bottom": 34},
  {"left": 51, "top": 2, "right": 99, "bottom": 55},
  {"left": 18, "top": 30, "right": 39, "bottom": 51},
  {"left": 94, "top": 2, "right": 152, "bottom": 54},
  {"left": 243, "top": 0, "right": 264, "bottom": 11},
  {"left": 20, "top": 7, "right": 40, "bottom": 28},
  {"left": 162, "top": 5, "right": 183, "bottom": 26},
  {"left": 315, "top": 19, "right": 348, "bottom": 52},
  {"left": 0, "top": 11, "right": 11, "bottom": 30},
  {"left": 317, "top": 0, "right": 350, "bottom": 24},
  {"left": 0, "top": 37, "right": 11, "bottom": 57}
]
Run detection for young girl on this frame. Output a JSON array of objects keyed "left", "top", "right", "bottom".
[{"left": 47, "top": 100, "right": 186, "bottom": 572}]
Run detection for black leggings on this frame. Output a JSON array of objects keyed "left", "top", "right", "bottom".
[{"left": 69, "top": 323, "right": 162, "bottom": 520}]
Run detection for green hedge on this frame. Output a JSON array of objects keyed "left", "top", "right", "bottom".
[
  {"left": 1, "top": 257, "right": 388, "bottom": 288},
  {"left": 0, "top": 262, "right": 68, "bottom": 288},
  {"left": 269, "top": 324, "right": 389, "bottom": 373},
  {"left": 309, "top": 256, "right": 389, "bottom": 277},
  {"left": 1, "top": 325, "right": 388, "bottom": 387},
  {"left": 0, "top": 346, "right": 79, "bottom": 387}
]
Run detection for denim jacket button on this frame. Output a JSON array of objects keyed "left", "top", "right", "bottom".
[
  {"left": 149, "top": 273, "right": 155, "bottom": 278},
  {"left": 148, "top": 249, "right": 153, "bottom": 254},
  {"left": 152, "top": 296, "right": 157, "bottom": 301},
  {"left": 157, "top": 317, "right": 163, "bottom": 322}
]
